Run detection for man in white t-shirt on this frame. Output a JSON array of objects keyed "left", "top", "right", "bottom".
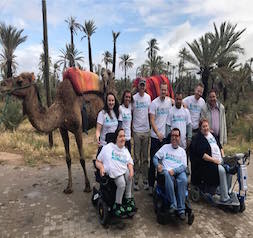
[
  {"left": 148, "top": 82, "right": 173, "bottom": 194},
  {"left": 153, "top": 128, "right": 187, "bottom": 220},
  {"left": 132, "top": 78, "right": 151, "bottom": 191},
  {"left": 166, "top": 91, "right": 192, "bottom": 150},
  {"left": 183, "top": 83, "right": 205, "bottom": 135}
]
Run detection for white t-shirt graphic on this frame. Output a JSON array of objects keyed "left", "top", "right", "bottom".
[
  {"left": 97, "top": 110, "right": 118, "bottom": 146},
  {"left": 150, "top": 96, "right": 172, "bottom": 138},
  {"left": 119, "top": 104, "right": 132, "bottom": 140},
  {"left": 183, "top": 95, "right": 205, "bottom": 129},
  {"left": 205, "top": 132, "right": 222, "bottom": 162},
  {"left": 132, "top": 92, "right": 151, "bottom": 133},
  {"left": 166, "top": 106, "right": 192, "bottom": 149},
  {"left": 155, "top": 144, "right": 187, "bottom": 171},
  {"left": 97, "top": 143, "right": 134, "bottom": 178}
]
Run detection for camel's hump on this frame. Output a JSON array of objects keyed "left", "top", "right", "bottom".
[{"left": 63, "top": 67, "right": 100, "bottom": 95}]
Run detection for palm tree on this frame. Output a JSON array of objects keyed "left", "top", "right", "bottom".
[
  {"left": 145, "top": 38, "right": 159, "bottom": 60},
  {"left": 57, "top": 44, "right": 84, "bottom": 71},
  {"left": 136, "top": 64, "right": 149, "bottom": 77},
  {"left": 80, "top": 20, "right": 96, "bottom": 72},
  {"left": 102, "top": 51, "right": 113, "bottom": 69},
  {"left": 112, "top": 31, "right": 120, "bottom": 75},
  {"left": 144, "top": 55, "right": 166, "bottom": 76},
  {"left": 65, "top": 16, "right": 81, "bottom": 67},
  {"left": 0, "top": 23, "right": 27, "bottom": 78},
  {"left": 182, "top": 22, "right": 245, "bottom": 100},
  {"left": 119, "top": 54, "right": 134, "bottom": 86}
]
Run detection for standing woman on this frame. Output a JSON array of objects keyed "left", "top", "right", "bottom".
[
  {"left": 119, "top": 90, "right": 133, "bottom": 153},
  {"left": 96, "top": 92, "right": 119, "bottom": 155}
]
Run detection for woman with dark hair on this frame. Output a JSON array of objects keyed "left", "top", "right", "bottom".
[
  {"left": 118, "top": 90, "right": 133, "bottom": 153},
  {"left": 96, "top": 128, "right": 136, "bottom": 217},
  {"left": 190, "top": 118, "right": 232, "bottom": 203},
  {"left": 96, "top": 92, "right": 119, "bottom": 155}
]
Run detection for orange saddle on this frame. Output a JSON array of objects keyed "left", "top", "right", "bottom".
[{"left": 63, "top": 67, "right": 100, "bottom": 95}]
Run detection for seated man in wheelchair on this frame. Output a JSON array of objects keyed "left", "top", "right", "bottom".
[
  {"left": 190, "top": 118, "right": 233, "bottom": 203},
  {"left": 95, "top": 128, "right": 136, "bottom": 218},
  {"left": 153, "top": 128, "right": 188, "bottom": 220}
]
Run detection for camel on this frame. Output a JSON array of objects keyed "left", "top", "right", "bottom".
[{"left": 0, "top": 69, "right": 115, "bottom": 194}]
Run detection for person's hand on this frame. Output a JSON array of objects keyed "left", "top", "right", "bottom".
[
  {"left": 100, "top": 167, "right": 105, "bottom": 177},
  {"left": 157, "top": 132, "right": 164, "bottom": 142},
  {"left": 157, "top": 164, "right": 163, "bottom": 173},
  {"left": 168, "top": 169, "right": 174, "bottom": 176},
  {"left": 96, "top": 136, "right": 100, "bottom": 146},
  {"left": 129, "top": 169, "right": 134, "bottom": 179},
  {"left": 213, "top": 158, "right": 221, "bottom": 165}
]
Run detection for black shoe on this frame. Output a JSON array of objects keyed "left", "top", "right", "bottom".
[
  {"left": 178, "top": 213, "right": 186, "bottom": 221},
  {"left": 168, "top": 207, "right": 176, "bottom": 215}
]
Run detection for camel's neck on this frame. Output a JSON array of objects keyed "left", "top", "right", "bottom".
[{"left": 23, "top": 87, "right": 63, "bottom": 133}]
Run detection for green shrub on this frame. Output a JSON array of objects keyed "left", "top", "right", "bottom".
[{"left": 0, "top": 98, "right": 24, "bottom": 131}]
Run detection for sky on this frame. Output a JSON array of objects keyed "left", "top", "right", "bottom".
[{"left": 1, "top": 0, "right": 253, "bottom": 80}]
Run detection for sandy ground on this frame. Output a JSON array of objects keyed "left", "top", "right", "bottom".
[{"left": 0, "top": 152, "right": 253, "bottom": 238}]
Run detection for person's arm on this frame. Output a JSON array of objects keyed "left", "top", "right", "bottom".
[
  {"left": 127, "top": 163, "right": 134, "bottom": 179},
  {"left": 186, "top": 124, "right": 192, "bottom": 141},
  {"left": 173, "top": 164, "right": 186, "bottom": 175},
  {"left": 166, "top": 124, "right": 171, "bottom": 138},
  {"left": 95, "top": 123, "right": 102, "bottom": 146},
  {"left": 203, "top": 153, "right": 220, "bottom": 164},
  {"left": 153, "top": 155, "right": 163, "bottom": 172},
  {"left": 150, "top": 114, "right": 164, "bottom": 142},
  {"left": 95, "top": 160, "right": 105, "bottom": 176}
]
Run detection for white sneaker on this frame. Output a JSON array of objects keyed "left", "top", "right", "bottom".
[
  {"left": 134, "top": 183, "right": 140, "bottom": 191},
  {"left": 143, "top": 182, "right": 149, "bottom": 190}
]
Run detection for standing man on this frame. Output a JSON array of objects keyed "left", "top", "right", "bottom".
[
  {"left": 183, "top": 83, "right": 205, "bottom": 136},
  {"left": 166, "top": 91, "right": 192, "bottom": 150},
  {"left": 201, "top": 89, "right": 227, "bottom": 145},
  {"left": 148, "top": 82, "right": 173, "bottom": 194},
  {"left": 132, "top": 79, "right": 151, "bottom": 191}
]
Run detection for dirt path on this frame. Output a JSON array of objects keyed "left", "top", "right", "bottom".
[{"left": 0, "top": 152, "right": 253, "bottom": 238}]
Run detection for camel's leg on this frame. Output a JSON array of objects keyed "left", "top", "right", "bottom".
[
  {"left": 74, "top": 130, "right": 91, "bottom": 192},
  {"left": 60, "top": 127, "right": 73, "bottom": 194}
]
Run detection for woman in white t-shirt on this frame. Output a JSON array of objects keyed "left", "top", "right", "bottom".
[
  {"left": 96, "top": 128, "right": 135, "bottom": 217},
  {"left": 119, "top": 90, "right": 133, "bottom": 153},
  {"left": 96, "top": 92, "right": 119, "bottom": 155}
]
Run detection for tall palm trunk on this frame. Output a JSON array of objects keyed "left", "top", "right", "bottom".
[
  {"left": 70, "top": 28, "right": 75, "bottom": 67},
  {"left": 42, "top": 0, "right": 53, "bottom": 147},
  {"left": 124, "top": 62, "right": 127, "bottom": 87},
  {"left": 201, "top": 67, "right": 210, "bottom": 101},
  {"left": 7, "top": 60, "right": 12, "bottom": 78},
  {"left": 112, "top": 40, "right": 116, "bottom": 74},
  {"left": 88, "top": 36, "right": 93, "bottom": 72}
]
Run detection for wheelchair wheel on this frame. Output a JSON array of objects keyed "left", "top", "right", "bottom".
[
  {"left": 97, "top": 198, "right": 109, "bottom": 226},
  {"left": 91, "top": 187, "right": 99, "bottom": 207},
  {"left": 190, "top": 186, "right": 200, "bottom": 202}
]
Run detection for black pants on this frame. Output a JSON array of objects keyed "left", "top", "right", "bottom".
[
  {"left": 125, "top": 140, "right": 131, "bottom": 154},
  {"left": 148, "top": 137, "right": 166, "bottom": 188}
]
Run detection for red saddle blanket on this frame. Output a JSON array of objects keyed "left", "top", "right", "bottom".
[
  {"left": 63, "top": 67, "right": 100, "bottom": 94},
  {"left": 133, "top": 75, "right": 174, "bottom": 101}
]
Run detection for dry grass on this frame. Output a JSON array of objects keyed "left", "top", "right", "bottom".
[{"left": 0, "top": 119, "right": 97, "bottom": 166}]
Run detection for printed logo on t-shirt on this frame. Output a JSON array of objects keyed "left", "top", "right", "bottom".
[
  {"left": 165, "top": 153, "right": 182, "bottom": 164},
  {"left": 112, "top": 150, "right": 128, "bottom": 164},
  {"left": 172, "top": 115, "right": 186, "bottom": 123},
  {"left": 105, "top": 116, "right": 118, "bottom": 125},
  {"left": 189, "top": 104, "right": 201, "bottom": 113},
  {"left": 207, "top": 137, "right": 216, "bottom": 144},
  {"left": 157, "top": 107, "right": 169, "bottom": 116},
  {"left": 136, "top": 101, "right": 148, "bottom": 109},
  {"left": 122, "top": 112, "right": 131, "bottom": 121}
]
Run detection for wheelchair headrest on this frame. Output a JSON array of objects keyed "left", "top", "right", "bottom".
[{"left": 105, "top": 132, "right": 116, "bottom": 144}]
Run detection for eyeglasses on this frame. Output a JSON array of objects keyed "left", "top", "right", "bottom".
[{"left": 171, "top": 134, "right": 180, "bottom": 137}]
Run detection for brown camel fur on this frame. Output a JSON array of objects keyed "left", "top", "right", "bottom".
[{"left": 0, "top": 70, "right": 115, "bottom": 194}]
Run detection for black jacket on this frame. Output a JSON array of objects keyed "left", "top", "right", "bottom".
[{"left": 190, "top": 131, "right": 222, "bottom": 187}]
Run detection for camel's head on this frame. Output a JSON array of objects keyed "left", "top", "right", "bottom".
[
  {"left": 0, "top": 72, "right": 35, "bottom": 98},
  {"left": 101, "top": 68, "right": 116, "bottom": 97}
]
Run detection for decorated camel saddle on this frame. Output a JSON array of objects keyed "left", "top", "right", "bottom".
[
  {"left": 63, "top": 67, "right": 100, "bottom": 95},
  {"left": 133, "top": 75, "right": 174, "bottom": 101}
]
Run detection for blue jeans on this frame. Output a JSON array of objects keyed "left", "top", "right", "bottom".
[{"left": 163, "top": 170, "right": 187, "bottom": 214}]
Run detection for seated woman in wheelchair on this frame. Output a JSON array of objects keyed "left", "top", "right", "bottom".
[
  {"left": 153, "top": 128, "right": 188, "bottom": 220},
  {"left": 95, "top": 128, "right": 135, "bottom": 218},
  {"left": 190, "top": 118, "right": 232, "bottom": 203}
]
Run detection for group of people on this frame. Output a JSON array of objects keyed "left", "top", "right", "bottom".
[{"left": 94, "top": 78, "right": 230, "bottom": 220}]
